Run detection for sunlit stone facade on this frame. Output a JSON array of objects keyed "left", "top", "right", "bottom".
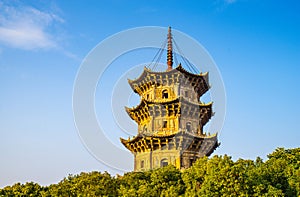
[{"left": 120, "top": 27, "right": 219, "bottom": 171}]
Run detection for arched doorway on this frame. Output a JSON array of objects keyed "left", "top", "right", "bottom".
[
  {"left": 186, "top": 122, "right": 192, "bottom": 132},
  {"left": 162, "top": 89, "right": 168, "bottom": 99},
  {"left": 161, "top": 158, "right": 168, "bottom": 167}
]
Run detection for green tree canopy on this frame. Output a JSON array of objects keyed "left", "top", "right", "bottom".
[{"left": 1, "top": 147, "right": 299, "bottom": 196}]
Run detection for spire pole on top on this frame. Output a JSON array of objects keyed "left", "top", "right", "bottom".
[{"left": 167, "top": 26, "right": 173, "bottom": 71}]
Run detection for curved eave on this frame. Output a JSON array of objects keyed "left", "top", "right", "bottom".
[
  {"left": 126, "top": 99, "right": 147, "bottom": 113},
  {"left": 120, "top": 137, "right": 133, "bottom": 150},
  {"left": 120, "top": 131, "right": 218, "bottom": 145},
  {"left": 126, "top": 97, "right": 212, "bottom": 114},
  {"left": 181, "top": 98, "right": 213, "bottom": 108},
  {"left": 178, "top": 129, "right": 218, "bottom": 139},
  {"left": 147, "top": 96, "right": 212, "bottom": 108},
  {"left": 176, "top": 64, "right": 208, "bottom": 79},
  {"left": 144, "top": 64, "right": 207, "bottom": 78},
  {"left": 125, "top": 99, "right": 148, "bottom": 122},
  {"left": 128, "top": 66, "right": 150, "bottom": 92},
  {"left": 125, "top": 97, "right": 179, "bottom": 115},
  {"left": 124, "top": 106, "right": 133, "bottom": 119},
  {"left": 120, "top": 134, "right": 144, "bottom": 145},
  {"left": 120, "top": 131, "right": 219, "bottom": 154},
  {"left": 200, "top": 135, "right": 220, "bottom": 157},
  {"left": 175, "top": 65, "right": 210, "bottom": 94},
  {"left": 128, "top": 64, "right": 209, "bottom": 92}
]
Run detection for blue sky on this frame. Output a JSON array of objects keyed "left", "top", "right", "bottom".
[{"left": 0, "top": 0, "right": 299, "bottom": 187}]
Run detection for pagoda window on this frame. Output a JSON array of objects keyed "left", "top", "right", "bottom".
[
  {"left": 163, "top": 120, "right": 168, "bottom": 128},
  {"left": 189, "top": 158, "right": 194, "bottom": 167},
  {"left": 141, "top": 160, "right": 145, "bottom": 168},
  {"left": 162, "top": 89, "right": 168, "bottom": 99},
  {"left": 161, "top": 159, "right": 168, "bottom": 167},
  {"left": 185, "top": 90, "right": 189, "bottom": 97},
  {"left": 186, "top": 122, "right": 192, "bottom": 132}
]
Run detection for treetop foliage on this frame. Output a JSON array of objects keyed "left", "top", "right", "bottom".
[{"left": 1, "top": 147, "right": 299, "bottom": 196}]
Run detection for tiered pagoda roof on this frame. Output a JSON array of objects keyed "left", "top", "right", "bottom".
[
  {"left": 125, "top": 96, "right": 213, "bottom": 126},
  {"left": 121, "top": 131, "right": 218, "bottom": 156},
  {"left": 128, "top": 64, "right": 210, "bottom": 98}
]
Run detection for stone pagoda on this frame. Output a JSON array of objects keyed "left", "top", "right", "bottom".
[{"left": 121, "top": 27, "right": 219, "bottom": 171}]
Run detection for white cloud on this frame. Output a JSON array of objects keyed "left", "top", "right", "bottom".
[{"left": 0, "top": 2, "right": 64, "bottom": 50}]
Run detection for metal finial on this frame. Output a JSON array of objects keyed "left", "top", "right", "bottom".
[{"left": 167, "top": 26, "right": 173, "bottom": 71}]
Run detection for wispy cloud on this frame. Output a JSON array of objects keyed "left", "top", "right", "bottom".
[
  {"left": 0, "top": 2, "right": 64, "bottom": 50},
  {"left": 213, "top": 0, "right": 238, "bottom": 12}
]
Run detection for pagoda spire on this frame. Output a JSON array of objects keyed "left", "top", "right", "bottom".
[{"left": 167, "top": 26, "right": 173, "bottom": 71}]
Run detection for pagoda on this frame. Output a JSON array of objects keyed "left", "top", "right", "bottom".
[{"left": 121, "top": 27, "right": 219, "bottom": 171}]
